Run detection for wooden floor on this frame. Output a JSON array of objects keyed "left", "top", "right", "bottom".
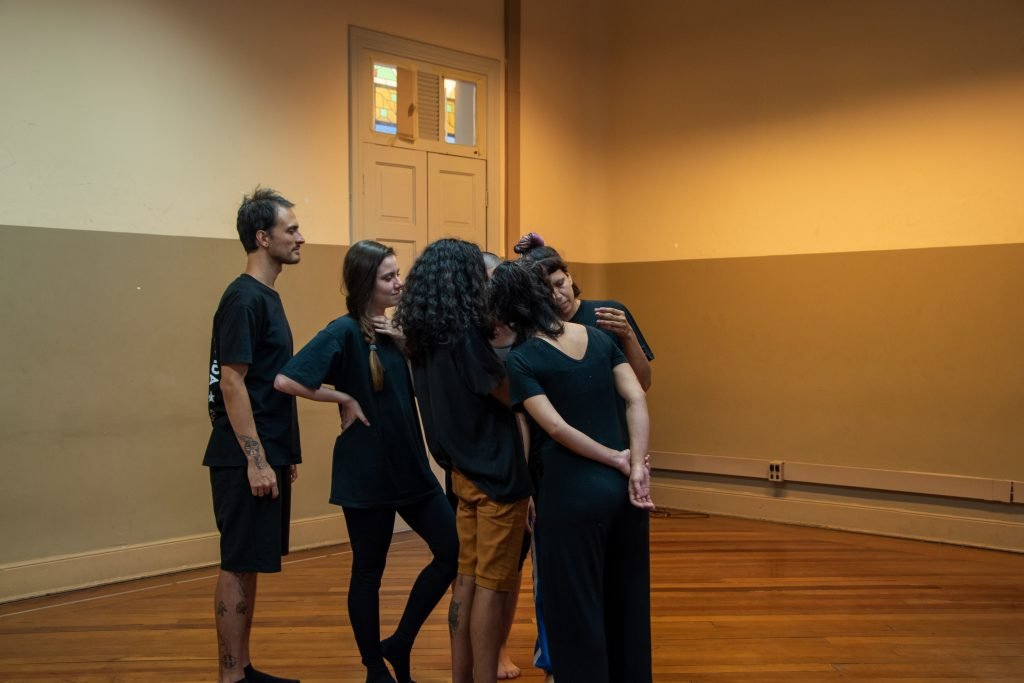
[{"left": 2, "top": 512, "right": 1023, "bottom": 682}]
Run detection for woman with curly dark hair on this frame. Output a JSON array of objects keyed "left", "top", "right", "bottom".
[
  {"left": 394, "top": 238, "right": 532, "bottom": 683},
  {"left": 274, "top": 240, "right": 458, "bottom": 683},
  {"left": 489, "top": 260, "right": 654, "bottom": 683}
]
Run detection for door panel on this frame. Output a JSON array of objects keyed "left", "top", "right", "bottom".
[
  {"left": 427, "top": 153, "right": 486, "bottom": 246},
  {"left": 358, "top": 143, "right": 427, "bottom": 275}
]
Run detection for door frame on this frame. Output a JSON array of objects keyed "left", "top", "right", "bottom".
[{"left": 349, "top": 26, "right": 502, "bottom": 253}]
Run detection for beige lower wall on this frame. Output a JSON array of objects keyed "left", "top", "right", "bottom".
[
  {"left": 572, "top": 243, "right": 1024, "bottom": 478},
  {"left": 2, "top": 230, "right": 1022, "bottom": 601},
  {"left": 571, "top": 243, "right": 1024, "bottom": 548},
  {"left": 0, "top": 226, "right": 358, "bottom": 601}
]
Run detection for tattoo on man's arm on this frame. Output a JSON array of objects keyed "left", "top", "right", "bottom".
[{"left": 237, "top": 433, "right": 266, "bottom": 468}]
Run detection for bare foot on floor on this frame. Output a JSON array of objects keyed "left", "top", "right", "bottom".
[{"left": 497, "top": 648, "right": 521, "bottom": 679}]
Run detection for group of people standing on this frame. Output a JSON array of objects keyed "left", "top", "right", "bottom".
[{"left": 204, "top": 187, "right": 656, "bottom": 683}]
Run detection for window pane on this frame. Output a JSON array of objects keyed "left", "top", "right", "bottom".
[
  {"left": 374, "top": 63, "right": 398, "bottom": 134},
  {"left": 443, "top": 78, "right": 476, "bottom": 145}
]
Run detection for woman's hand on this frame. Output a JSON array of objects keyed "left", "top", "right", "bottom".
[
  {"left": 628, "top": 460, "right": 656, "bottom": 510},
  {"left": 372, "top": 315, "right": 404, "bottom": 339},
  {"left": 339, "top": 395, "right": 370, "bottom": 430},
  {"left": 594, "top": 307, "right": 634, "bottom": 341}
]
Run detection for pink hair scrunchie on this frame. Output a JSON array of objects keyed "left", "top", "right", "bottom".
[{"left": 513, "top": 232, "right": 545, "bottom": 254}]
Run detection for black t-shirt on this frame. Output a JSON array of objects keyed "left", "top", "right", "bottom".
[
  {"left": 570, "top": 299, "right": 654, "bottom": 361},
  {"left": 507, "top": 327, "right": 629, "bottom": 460},
  {"left": 411, "top": 330, "right": 532, "bottom": 503},
  {"left": 204, "top": 274, "right": 301, "bottom": 467},
  {"left": 279, "top": 315, "right": 439, "bottom": 509}
]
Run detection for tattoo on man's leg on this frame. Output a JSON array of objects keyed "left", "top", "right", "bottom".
[
  {"left": 216, "top": 600, "right": 228, "bottom": 617},
  {"left": 448, "top": 598, "right": 461, "bottom": 636},
  {"left": 218, "top": 634, "right": 238, "bottom": 670},
  {"left": 235, "top": 600, "right": 248, "bottom": 615}
]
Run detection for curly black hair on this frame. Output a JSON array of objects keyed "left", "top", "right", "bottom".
[
  {"left": 393, "top": 238, "right": 492, "bottom": 362},
  {"left": 488, "top": 261, "right": 564, "bottom": 341}
]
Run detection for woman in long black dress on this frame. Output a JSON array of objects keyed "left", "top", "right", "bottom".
[
  {"left": 489, "top": 261, "right": 654, "bottom": 683},
  {"left": 274, "top": 240, "right": 458, "bottom": 683}
]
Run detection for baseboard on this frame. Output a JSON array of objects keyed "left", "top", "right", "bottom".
[
  {"left": 0, "top": 512, "right": 410, "bottom": 604},
  {"left": 651, "top": 479, "right": 1024, "bottom": 553},
  {"left": 652, "top": 451, "right": 1016, "bottom": 503}
]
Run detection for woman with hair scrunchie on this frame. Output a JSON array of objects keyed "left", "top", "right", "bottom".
[
  {"left": 275, "top": 240, "right": 458, "bottom": 683},
  {"left": 514, "top": 233, "right": 654, "bottom": 391}
]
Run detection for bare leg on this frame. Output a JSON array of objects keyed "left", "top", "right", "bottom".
[
  {"left": 451, "top": 574, "right": 476, "bottom": 683},
  {"left": 496, "top": 572, "right": 522, "bottom": 679},
  {"left": 470, "top": 585, "right": 505, "bottom": 683},
  {"left": 215, "top": 570, "right": 256, "bottom": 683}
]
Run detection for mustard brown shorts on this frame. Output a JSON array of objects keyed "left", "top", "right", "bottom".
[{"left": 451, "top": 469, "right": 529, "bottom": 591}]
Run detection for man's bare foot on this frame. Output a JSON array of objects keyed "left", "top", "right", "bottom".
[{"left": 497, "top": 648, "right": 521, "bottom": 679}]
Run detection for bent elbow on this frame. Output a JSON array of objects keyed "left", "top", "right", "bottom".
[{"left": 273, "top": 374, "right": 291, "bottom": 394}]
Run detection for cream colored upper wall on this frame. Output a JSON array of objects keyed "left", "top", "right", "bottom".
[
  {"left": 520, "top": 0, "right": 1024, "bottom": 263},
  {"left": 0, "top": 0, "right": 503, "bottom": 246},
  {"left": 518, "top": 0, "right": 614, "bottom": 264}
]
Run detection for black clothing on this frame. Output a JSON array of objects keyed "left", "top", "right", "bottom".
[
  {"left": 282, "top": 313, "right": 456, "bottom": 681},
  {"left": 209, "top": 465, "right": 291, "bottom": 572},
  {"left": 204, "top": 274, "right": 301, "bottom": 467},
  {"left": 570, "top": 298, "right": 655, "bottom": 361},
  {"left": 343, "top": 492, "right": 458, "bottom": 671},
  {"left": 279, "top": 315, "right": 438, "bottom": 508},
  {"left": 411, "top": 330, "right": 531, "bottom": 503},
  {"left": 507, "top": 327, "right": 652, "bottom": 683}
]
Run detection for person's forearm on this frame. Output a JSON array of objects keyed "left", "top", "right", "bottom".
[
  {"left": 275, "top": 374, "right": 355, "bottom": 405},
  {"left": 624, "top": 393, "right": 650, "bottom": 469},
  {"left": 543, "top": 416, "right": 621, "bottom": 467},
  {"left": 221, "top": 373, "right": 268, "bottom": 470},
  {"left": 622, "top": 338, "right": 652, "bottom": 391}
]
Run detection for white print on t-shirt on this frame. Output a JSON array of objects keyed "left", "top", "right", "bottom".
[{"left": 209, "top": 360, "right": 220, "bottom": 403}]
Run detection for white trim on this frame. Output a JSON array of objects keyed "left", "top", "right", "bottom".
[
  {"left": 651, "top": 479, "right": 1024, "bottom": 553},
  {"left": 0, "top": 513, "right": 413, "bottom": 604}
]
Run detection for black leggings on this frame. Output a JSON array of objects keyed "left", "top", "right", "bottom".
[{"left": 343, "top": 490, "right": 458, "bottom": 668}]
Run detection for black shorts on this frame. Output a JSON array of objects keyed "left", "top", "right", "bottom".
[{"left": 209, "top": 465, "right": 291, "bottom": 573}]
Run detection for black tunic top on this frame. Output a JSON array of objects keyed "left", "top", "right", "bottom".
[
  {"left": 506, "top": 327, "right": 629, "bottom": 509},
  {"left": 280, "top": 315, "right": 439, "bottom": 509},
  {"left": 411, "top": 330, "right": 532, "bottom": 503},
  {"left": 507, "top": 327, "right": 629, "bottom": 456},
  {"left": 205, "top": 274, "right": 301, "bottom": 467}
]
